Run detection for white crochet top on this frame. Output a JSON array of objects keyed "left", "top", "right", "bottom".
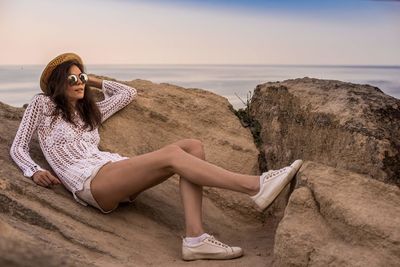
[{"left": 10, "top": 80, "right": 137, "bottom": 205}]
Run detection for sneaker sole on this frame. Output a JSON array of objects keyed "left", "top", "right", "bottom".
[
  {"left": 182, "top": 249, "right": 243, "bottom": 261},
  {"left": 255, "top": 159, "right": 303, "bottom": 210}
]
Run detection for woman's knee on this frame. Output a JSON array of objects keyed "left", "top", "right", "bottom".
[
  {"left": 186, "top": 139, "right": 205, "bottom": 160},
  {"left": 161, "top": 144, "right": 186, "bottom": 167},
  {"left": 162, "top": 144, "right": 184, "bottom": 153},
  {"left": 161, "top": 139, "right": 205, "bottom": 166}
]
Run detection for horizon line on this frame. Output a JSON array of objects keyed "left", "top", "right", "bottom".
[{"left": 1, "top": 63, "right": 399, "bottom": 68}]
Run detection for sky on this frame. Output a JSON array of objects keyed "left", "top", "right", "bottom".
[{"left": 0, "top": 0, "right": 399, "bottom": 65}]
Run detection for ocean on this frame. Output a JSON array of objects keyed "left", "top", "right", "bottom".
[{"left": 0, "top": 64, "right": 399, "bottom": 110}]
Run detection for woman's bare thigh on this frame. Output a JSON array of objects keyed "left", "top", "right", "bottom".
[{"left": 90, "top": 145, "right": 177, "bottom": 211}]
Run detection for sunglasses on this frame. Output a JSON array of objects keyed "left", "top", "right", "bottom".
[{"left": 67, "top": 73, "right": 88, "bottom": 86}]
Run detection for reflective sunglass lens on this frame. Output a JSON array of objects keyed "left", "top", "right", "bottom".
[
  {"left": 67, "top": 75, "right": 78, "bottom": 85},
  {"left": 67, "top": 73, "right": 88, "bottom": 85},
  {"left": 79, "top": 73, "right": 88, "bottom": 83}
]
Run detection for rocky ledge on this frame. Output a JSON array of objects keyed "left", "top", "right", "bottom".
[
  {"left": 250, "top": 77, "right": 400, "bottom": 185},
  {"left": 246, "top": 77, "right": 400, "bottom": 266}
]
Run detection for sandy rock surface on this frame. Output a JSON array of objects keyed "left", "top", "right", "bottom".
[
  {"left": 273, "top": 161, "right": 400, "bottom": 267},
  {"left": 0, "top": 80, "right": 275, "bottom": 266},
  {"left": 250, "top": 77, "right": 400, "bottom": 185}
]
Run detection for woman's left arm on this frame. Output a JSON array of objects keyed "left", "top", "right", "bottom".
[{"left": 89, "top": 76, "right": 137, "bottom": 122}]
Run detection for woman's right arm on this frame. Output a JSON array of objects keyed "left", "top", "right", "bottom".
[{"left": 9, "top": 95, "right": 60, "bottom": 186}]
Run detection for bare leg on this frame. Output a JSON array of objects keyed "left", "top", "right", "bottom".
[
  {"left": 174, "top": 139, "right": 206, "bottom": 237},
  {"left": 91, "top": 140, "right": 259, "bottom": 213}
]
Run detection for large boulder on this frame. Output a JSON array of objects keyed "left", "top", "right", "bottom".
[
  {"left": 0, "top": 80, "right": 273, "bottom": 266},
  {"left": 273, "top": 161, "right": 400, "bottom": 267},
  {"left": 250, "top": 77, "right": 400, "bottom": 185}
]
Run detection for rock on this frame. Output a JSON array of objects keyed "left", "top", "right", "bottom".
[
  {"left": 250, "top": 77, "right": 400, "bottom": 185},
  {"left": 273, "top": 161, "right": 400, "bottom": 267},
  {"left": 0, "top": 79, "right": 274, "bottom": 266}
]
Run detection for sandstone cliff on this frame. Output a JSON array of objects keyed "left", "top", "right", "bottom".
[
  {"left": 250, "top": 77, "right": 400, "bottom": 185},
  {"left": 246, "top": 77, "right": 400, "bottom": 266}
]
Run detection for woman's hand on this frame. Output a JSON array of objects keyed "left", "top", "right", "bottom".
[
  {"left": 87, "top": 75, "right": 103, "bottom": 88},
  {"left": 32, "top": 170, "right": 61, "bottom": 187}
]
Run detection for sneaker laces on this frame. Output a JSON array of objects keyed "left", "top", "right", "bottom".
[
  {"left": 261, "top": 167, "right": 289, "bottom": 184},
  {"left": 206, "top": 236, "right": 229, "bottom": 248}
]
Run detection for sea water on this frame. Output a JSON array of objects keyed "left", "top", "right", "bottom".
[{"left": 0, "top": 64, "right": 399, "bottom": 109}]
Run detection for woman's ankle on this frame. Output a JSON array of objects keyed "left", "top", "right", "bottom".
[
  {"left": 185, "top": 228, "right": 205, "bottom": 238},
  {"left": 244, "top": 176, "right": 260, "bottom": 196}
]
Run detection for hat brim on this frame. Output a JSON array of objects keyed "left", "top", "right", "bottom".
[{"left": 40, "top": 53, "right": 83, "bottom": 93}]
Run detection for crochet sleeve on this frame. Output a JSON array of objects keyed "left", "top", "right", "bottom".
[
  {"left": 10, "top": 94, "right": 45, "bottom": 178},
  {"left": 97, "top": 80, "right": 137, "bottom": 122}
]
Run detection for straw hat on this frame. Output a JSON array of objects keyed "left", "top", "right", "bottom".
[{"left": 40, "top": 52, "right": 83, "bottom": 93}]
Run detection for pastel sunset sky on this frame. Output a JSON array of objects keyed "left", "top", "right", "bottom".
[{"left": 0, "top": 0, "right": 399, "bottom": 65}]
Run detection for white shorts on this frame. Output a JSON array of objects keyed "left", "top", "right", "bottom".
[{"left": 76, "top": 162, "right": 116, "bottom": 214}]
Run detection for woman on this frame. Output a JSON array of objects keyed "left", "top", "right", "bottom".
[{"left": 10, "top": 53, "right": 302, "bottom": 261}]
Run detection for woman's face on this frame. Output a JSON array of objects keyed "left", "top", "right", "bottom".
[{"left": 65, "top": 65, "right": 85, "bottom": 105}]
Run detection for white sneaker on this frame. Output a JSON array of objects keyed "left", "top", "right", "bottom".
[
  {"left": 251, "top": 159, "right": 303, "bottom": 210},
  {"left": 182, "top": 234, "right": 243, "bottom": 261}
]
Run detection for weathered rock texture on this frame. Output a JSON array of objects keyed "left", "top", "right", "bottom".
[
  {"left": 250, "top": 77, "right": 400, "bottom": 185},
  {"left": 0, "top": 80, "right": 276, "bottom": 266},
  {"left": 273, "top": 161, "right": 400, "bottom": 267}
]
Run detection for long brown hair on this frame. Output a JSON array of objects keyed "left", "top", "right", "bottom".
[{"left": 46, "top": 60, "right": 102, "bottom": 130}]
